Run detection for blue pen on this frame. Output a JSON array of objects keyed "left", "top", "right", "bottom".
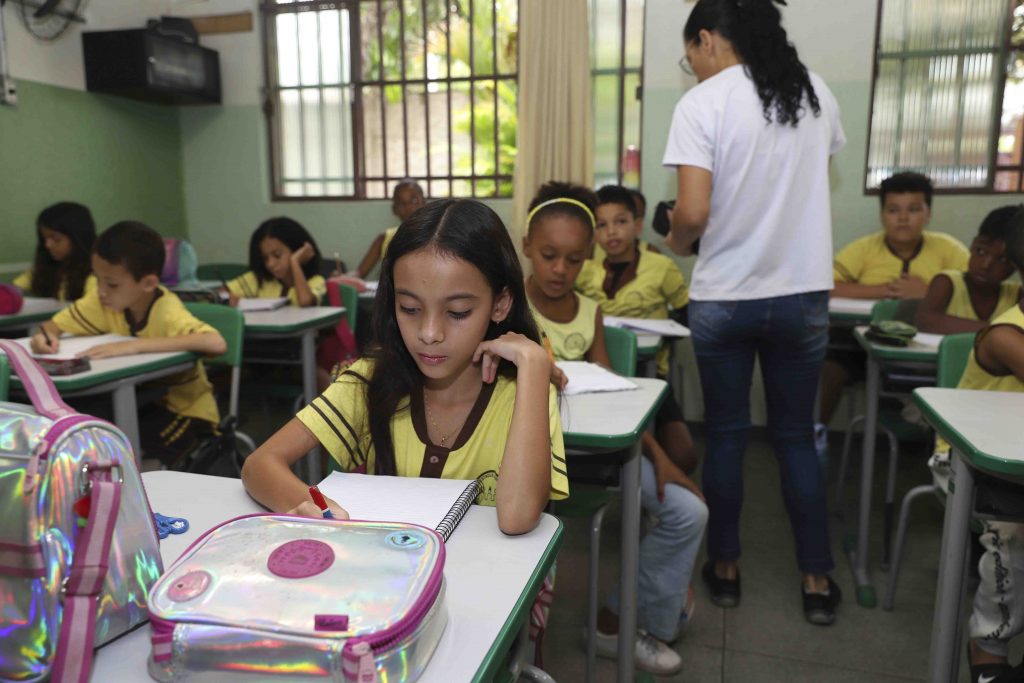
[{"left": 309, "top": 486, "right": 334, "bottom": 519}]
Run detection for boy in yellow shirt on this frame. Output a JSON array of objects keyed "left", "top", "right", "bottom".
[
  {"left": 31, "top": 221, "right": 227, "bottom": 468},
  {"left": 818, "top": 172, "right": 970, "bottom": 447}
]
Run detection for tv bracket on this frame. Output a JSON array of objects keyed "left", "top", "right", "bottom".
[{"left": 0, "top": 0, "right": 17, "bottom": 105}]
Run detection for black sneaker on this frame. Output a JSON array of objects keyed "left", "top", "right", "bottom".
[
  {"left": 701, "top": 560, "right": 740, "bottom": 608},
  {"left": 802, "top": 576, "right": 842, "bottom": 626}
]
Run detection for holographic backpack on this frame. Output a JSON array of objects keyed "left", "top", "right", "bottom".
[
  {"left": 0, "top": 340, "right": 163, "bottom": 683},
  {"left": 146, "top": 515, "right": 448, "bottom": 682}
]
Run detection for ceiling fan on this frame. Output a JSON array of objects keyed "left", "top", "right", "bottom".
[{"left": 3, "top": 0, "right": 86, "bottom": 41}]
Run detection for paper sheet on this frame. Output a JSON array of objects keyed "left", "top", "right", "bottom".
[
  {"left": 556, "top": 360, "right": 638, "bottom": 396},
  {"left": 603, "top": 316, "right": 690, "bottom": 338},
  {"left": 15, "top": 334, "right": 134, "bottom": 360},
  {"left": 236, "top": 297, "right": 289, "bottom": 312}
]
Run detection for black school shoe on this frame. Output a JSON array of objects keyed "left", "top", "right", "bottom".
[
  {"left": 701, "top": 560, "right": 740, "bottom": 608},
  {"left": 802, "top": 576, "right": 842, "bottom": 626}
]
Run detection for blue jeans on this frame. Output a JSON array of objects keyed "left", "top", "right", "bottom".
[
  {"left": 606, "top": 456, "right": 708, "bottom": 640},
  {"left": 689, "top": 291, "right": 833, "bottom": 574}
]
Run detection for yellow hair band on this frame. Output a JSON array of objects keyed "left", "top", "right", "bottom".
[{"left": 526, "top": 197, "right": 596, "bottom": 228}]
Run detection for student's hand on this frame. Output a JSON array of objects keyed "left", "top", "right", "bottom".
[
  {"left": 550, "top": 364, "right": 568, "bottom": 390},
  {"left": 473, "top": 332, "right": 551, "bottom": 384},
  {"left": 886, "top": 275, "right": 928, "bottom": 300},
  {"left": 287, "top": 498, "right": 349, "bottom": 520},
  {"left": 228, "top": 293, "right": 240, "bottom": 307},
  {"left": 652, "top": 448, "right": 704, "bottom": 504},
  {"left": 78, "top": 339, "right": 146, "bottom": 359},
  {"left": 30, "top": 331, "right": 59, "bottom": 354},
  {"left": 292, "top": 241, "right": 316, "bottom": 266}
]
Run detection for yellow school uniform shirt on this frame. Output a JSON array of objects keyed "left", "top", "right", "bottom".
[
  {"left": 297, "top": 358, "right": 569, "bottom": 505},
  {"left": 938, "top": 270, "right": 1021, "bottom": 321},
  {"left": 958, "top": 303, "right": 1024, "bottom": 393},
  {"left": 226, "top": 271, "right": 326, "bottom": 306},
  {"left": 592, "top": 239, "right": 658, "bottom": 264},
  {"left": 530, "top": 294, "right": 599, "bottom": 362},
  {"left": 51, "top": 287, "right": 221, "bottom": 425},
  {"left": 575, "top": 248, "right": 688, "bottom": 375},
  {"left": 13, "top": 270, "right": 97, "bottom": 301},
  {"left": 833, "top": 231, "right": 969, "bottom": 286}
]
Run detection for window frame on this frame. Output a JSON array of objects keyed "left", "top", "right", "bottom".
[
  {"left": 863, "top": 0, "right": 1020, "bottom": 195},
  {"left": 260, "top": 0, "right": 519, "bottom": 202}
]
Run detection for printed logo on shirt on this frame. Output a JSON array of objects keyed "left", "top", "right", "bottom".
[
  {"left": 564, "top": 332, "right": 588, "bottom": 357},
  {"left": 476, "top": 470, "right": 498, "bottom": 505}
]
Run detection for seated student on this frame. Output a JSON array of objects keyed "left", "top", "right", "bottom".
[
  {"left": 915, "top": 205, "right": 1022, "bottom": 334},
  {"left": 225, "top": 217, "right": 326, "bottom": 307},
  {"left": 591, "top": 187, "right": 661, "bottom": 262},
  {"left": 241, "top": 199, "right": 567, "bottom": 536},
  {"left": 14, "top": 202, "right": 97, "bottom": 301},
  {"left": 927, "top": 218, "right": 1024, "bottom": 683},
  {"left": 523, "top": 181, "right": 705, "bottom": 676},
  {"left": 817, "top": 172, "right": 970, "bottom": 453},
  {"left": 351, "top": 179, "right": 426, "bottom": 279},
  {"left": 30, "top": 221, "right": 226, "bottom": 467}
]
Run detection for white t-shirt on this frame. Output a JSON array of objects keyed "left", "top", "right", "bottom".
[{"left": 662, "top": 65, "right": 845, "bottom": 301}]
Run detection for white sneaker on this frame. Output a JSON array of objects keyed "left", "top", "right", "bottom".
[{"left": 593, "top": 628, "right": 683, "bottom": 675}]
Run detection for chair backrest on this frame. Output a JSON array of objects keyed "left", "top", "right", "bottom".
[
  {"left": 871, "top": 298, "right": 921, "bottom": 324},
  {"left": 937, "top": 332, "right": 976, "bottom": 389},
  {"left": 196, "top": 263, "right": 249, "bottom": 281},
  {"left": 338, "top": 283, "right": 359, "bottom": 331},
  {"left": 603, "top": 326, "right": 638, "bottom": 377},
  {"left": 0, "top": 354, "right": 8, "bottom": 401},
  {"left": 183, "top": 302, "right": 245, "bottom": 369}
]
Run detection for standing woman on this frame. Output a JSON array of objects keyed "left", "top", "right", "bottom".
[{"left": 663, "top": 0, "right": 846, "bottom": 624}]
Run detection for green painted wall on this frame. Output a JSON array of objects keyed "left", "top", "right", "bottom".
[
  {"left": 179, "top": 105, "right": 514, "bottom": 271},
  {"left": 0, "top": 79, "right": 187, "bottom": 277}
]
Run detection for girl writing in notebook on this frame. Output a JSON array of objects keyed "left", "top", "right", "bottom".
[
  {"left": 224, "top": 217, "right": 326, "bottom": 307},
  {"left": 523, "top": 181, "right": 706, "bottom": 676},
  {"left": 242, "top": 199, "right": 568, "bottom": 535}
]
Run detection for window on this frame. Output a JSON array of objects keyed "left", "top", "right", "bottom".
[
  {"left": 590, "top": 0, "right": 644, "bottom": 188},
  {"left": 866, "top": 0, "right": 1024, "bottom": 193},
  {"left": 262, "top": 0, "right": 518, "bottom": 200}
]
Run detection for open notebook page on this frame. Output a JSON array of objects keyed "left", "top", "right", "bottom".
[
  {"left": 236, "top": 298, "right": 289, "bottom": 312},
  {"left": 14, "top": 334, "right": 134, "bottom": 361},
  {"left": 316, "top": 472, "right": 479, "bottom": 539},
  {"left": 556, "top": 360, "right": 638, "bottom": 396},
  {"left": 603, "top": 316, "right": 691, "bottom": 338}
]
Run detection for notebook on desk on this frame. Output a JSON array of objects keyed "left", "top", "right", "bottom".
[
  {"left": 236, "top": 297, "right": 289, "bottom": 312},
  {"left": 603, "top": 316, "right": 690, "bottom": 338},
  {"left": 316, "top": 471, "right": 481, "bottom": 542},
  {"left": 556, "top": 360, "right": 638, "bottom": 396}
]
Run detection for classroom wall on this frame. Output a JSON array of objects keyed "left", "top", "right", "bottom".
[{"left": 0, "top": 2, "right": 187, "bottom": 278}]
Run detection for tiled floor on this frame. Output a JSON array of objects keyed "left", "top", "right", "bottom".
[{"left": 538, "top": 430, "right": 999, "bottom": 683}]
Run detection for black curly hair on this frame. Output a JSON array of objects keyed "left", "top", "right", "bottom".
[
  {"left": 526, "top": 181, "right": 598, "bottom": 236},
  {"left": 684, "top": 0, "right": 820, "bottom": 127}
]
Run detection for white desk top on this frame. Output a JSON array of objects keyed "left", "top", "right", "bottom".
[
  {"left": 0, "top": 297, "right": 64, "bottom": 324},
  {"left": 92, "top": 471, "right": 561, "bottom": 683},
  {"left": 914, "top": 388, "right": 1024, "bottom": 466},
  {"left": 855, "top": 325, "right": 944, "bottom": 356},
  {"left": 636, "top": 333, "right": 661, "bottom": 352},
  {"left": 243, "top": 305, "right": 345, "bottom": 329},
  {"left": 560, "top": 376, "right": 667, "bottom": 443},
  {"left": 829, "top": 297, "right": 878, "bottom": 317}
]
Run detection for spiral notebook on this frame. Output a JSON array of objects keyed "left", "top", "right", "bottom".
[{"left": 316, "top": 471, "right": 480, "bottom": 542}]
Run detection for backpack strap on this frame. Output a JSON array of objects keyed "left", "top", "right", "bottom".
[
  {"left": 50, "top": 456, "right": 122, "bottom": 683},
  {"left": 0, "top": 340, "right": 76, "bottom": 420}
]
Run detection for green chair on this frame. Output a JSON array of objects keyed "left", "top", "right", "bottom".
[
  {"left": 184, "top": 303, "right": 256, "bottom": 463},
  {"left": 196, "top": 263, "right": 248, "bottom": 282},
  {"left": 329, "top": 281, "right": 359, "bottom": 333},
  {"left": 883, "top": 332, "right": 975, "bottom": 609},
  {"left": 554, "top": 325, "right": 637, "bottom": 682},
  {"left": 0, "top": 354, "right": 9, "bottom": 402}
]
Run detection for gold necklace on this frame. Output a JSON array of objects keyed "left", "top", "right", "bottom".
[{"left": 423, "top": 394, "right": 464, "bottom": 448}]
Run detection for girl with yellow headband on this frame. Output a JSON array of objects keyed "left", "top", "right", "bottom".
[{"left": 523, "top": 181, "right": 707, "bottom": 676}]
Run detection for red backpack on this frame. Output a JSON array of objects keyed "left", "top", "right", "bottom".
[{"left": 0, "top": 283, "right": 24, "bottom": 315}]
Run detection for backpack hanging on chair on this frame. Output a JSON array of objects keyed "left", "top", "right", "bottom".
[{"left": 317, "top": 282, "right": 359, "bottom": 375}]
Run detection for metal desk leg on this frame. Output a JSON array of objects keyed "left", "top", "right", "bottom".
[
  {"left": 111, "top": 383, "right": 141, "bottom": 465},
  {"left": 928, "top": 449, "right": 975, "bottom": 683},
  {"left": 617, "top": 438, "right": 643, "bottom": 682},
  {"left": 301, "top": 329, "right": 322, "bottom": 483},
  {"left": 851, "top": 356, "right": 879, "bottom": 607}
]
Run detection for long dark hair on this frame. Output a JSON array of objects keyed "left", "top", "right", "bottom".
[
  {"left": 684, "top": 0, "right": 820, "bottom": 126},
  {"left": 30, "top": 202, "right": 96, "bottom": 300},
  {"left": 248, "top": 217, "right": 322, "bottom": 285},
  {"left": 366, "top": 199, "right": 540, "bottom": 475}
]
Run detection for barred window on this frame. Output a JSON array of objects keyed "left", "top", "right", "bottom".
[
  {"left": 866, "top": 0, "right": 1024, "bottom": 193},
  {"left": 591, "top": 0, "right": 644, "bottom": 189},
  {"left": 262, "top": 0, "right": 518, "bottom": 200}
]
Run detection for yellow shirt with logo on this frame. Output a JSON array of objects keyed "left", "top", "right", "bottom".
[
  {"left": 296, "top": 358, "right": 569, "bottom": 505},
  {"left": 938, "top": 270, "right": 1021, "bottom": 321},
  {"left": 51, "top": 287, "right": 221, "bottom": 425},
  {"left": 13, "top": 270, "right": 97, "bottom": 301},
  {"left": 226, "top": 271, "right": 326, "bottom": 306},
  {"left": 530, "top": 294, "right": 599, "bottom": 362},
  {"left": 958, "top": 304, "right": 1024, "bottom": 393},
  {"left": 575, "top": 249, "right": 688, "bottom": 375},
  {"left": 833, "top": 231, "right": 969, "bottom": 286}
]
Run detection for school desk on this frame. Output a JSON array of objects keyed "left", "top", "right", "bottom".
[
  {"left": 849, "top": 326, "right": 941, "bottom": 607},
  {"left": 4, "top": 341, "right": 196, "bottom": 458},
  {"left": 0, "top": 297, "right": 64, "bottom": 333},
  {"left": 561, "top": 377, "right": 668, "bottom": 682},
  {"left": 913, "top": 388, "right": 1024, "bottom": 683},
  {"left": 828, "top": 297, "right": 879, "bottom": 322},
  {"left": 243, "top": 306, "right": 345, "bottom": 482},
  {"left": 91, "top": 471, "right": 565, "bottom": 683}
]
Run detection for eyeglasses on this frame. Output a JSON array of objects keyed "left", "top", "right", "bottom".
[{"left": 678, "top": 56, "right": 694, "bottom": 77}]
